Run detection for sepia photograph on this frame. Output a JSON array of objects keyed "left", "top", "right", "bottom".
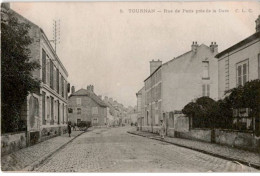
[{"left": 1, "top": 0, "right": 260, "bottom": 173}]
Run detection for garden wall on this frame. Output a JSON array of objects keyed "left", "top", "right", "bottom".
[
  {"left": 215, "top": 129, "right": 260, "bottom": 152},
  {"left": 1, "top": 132, "right": 27, "bottom": 156}
]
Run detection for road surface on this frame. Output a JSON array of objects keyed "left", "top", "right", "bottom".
[{"left": 35, "top": 126, "right": 258, "bottom": 172}]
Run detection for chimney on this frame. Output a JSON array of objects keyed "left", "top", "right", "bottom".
[
  {"left": 87, "top": 85, "right": 94, "bottom": 92},
  {"left": 209, "top": 42, "right": 218, "bottom": 53},
  {"left": 104, "top": 96, "right": 108, "bottom": 101},
  {"left": 191, "top": 41, "right": 198, "bottom": 53},
  {"left": 150, "top": 59, "right": 162, "bottom": 74},
  {"left": 256, "top": 15, "right": 260, "bottom": 33},
  {"left": 1, "top": 3, "right": 10, "bottom": 10},
  {"left": 71, "top": 86, "right": 75, "bottom": 94},
  {"left": 98, "top": 95, "right": 102, "bottom": 100},
  {"left": 109, "top": 98, "right": 113, "bottom": 103}
]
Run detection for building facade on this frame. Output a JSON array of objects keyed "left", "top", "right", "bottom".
[
  {"left": 142, "top": 42, "right": 219, "bottom": 133},
  {"left": 5, "top": 6, "right": 70, "bottom": 144},
  {"left": 136, "top": 87, "right": 145, "bottom": 130},
  {"left": 68, "top": 85, "right": 108, "bottom": 127},
  {"left": 216, "top": 15, "right": 260, "bottom": 132}
]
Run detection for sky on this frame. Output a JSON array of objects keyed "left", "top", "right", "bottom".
[{"left": 10, "top": 1, "right": 260, "bottom": 107}]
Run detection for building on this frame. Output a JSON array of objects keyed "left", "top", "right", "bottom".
[
  {"left": 143, "top": 42, "right": 218, "bottom": 133},
  {"left": 136, "top": 87, "right": 145, "bottom": 130},
  {"left": 3, "top": 5, "right": 70, "bottom": 144},
  {"left": 68, "top": 85, "right": 108, "bottom": 127},
  {"left": 216, "top": 15, "right": 260, "bottom": 99},
  {"left": 215, "top": 15, "right": 260, "bottom": 132}
]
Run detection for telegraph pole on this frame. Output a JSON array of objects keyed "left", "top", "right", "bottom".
[{"left": 49, "top": 19, "right": 60, "bottom": 53}]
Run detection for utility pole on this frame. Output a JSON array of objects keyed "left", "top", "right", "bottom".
[{"left": 49, "top": 19, "right": 60, "bottom": 53}]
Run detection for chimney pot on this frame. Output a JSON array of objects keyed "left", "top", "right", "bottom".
[
  {"left": 256, "top": 15, "right": 260, "bottom": 32},
  {"left": 71, "top": 86, "right": 75, "bottom": 94}
]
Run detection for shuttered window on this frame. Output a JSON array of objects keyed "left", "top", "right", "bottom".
[
  {"left": 56, "top": 68, "right": 59, "bottom": 94},
  {"left": 237, "top": 60, "right": 248, "bottom": 87},
  {"left": 202, "top": 84, "right": 210, "bottom": 97},
  {"left": 42, "top": 49, "right": 46, "bottom": 83},
  {"left": 50, "top": 60, "right": 54, "bottom": 89}
]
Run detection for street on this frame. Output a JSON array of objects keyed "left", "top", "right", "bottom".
[{"left": 35, "top": 127, "right": 257, "bottom": 172}]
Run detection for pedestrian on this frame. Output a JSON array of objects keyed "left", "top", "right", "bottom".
[
  {"left": 68, "top": 123, "right": 72, "bottom": 137},
  {"left": 160, "top": 119, "right": 165, "bottom": 139}
]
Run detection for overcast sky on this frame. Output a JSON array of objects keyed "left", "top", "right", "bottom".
[{"left": 11, "top": 1, "right": 260, "bottom": 107}]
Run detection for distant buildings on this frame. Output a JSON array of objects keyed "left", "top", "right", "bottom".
[
  {"left": 136, "top": 87, "right": 145, "bottom": 130},
  {"left": 141, "top": 42, "right": 218, "bottom": 133},
  {"left": 68, "top": 85, "right": 108, "bottom": 127},
  {"left": 3, "top": 5, "right": 70, "bottom": 144}
]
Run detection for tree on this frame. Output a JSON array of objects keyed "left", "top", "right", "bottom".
[
  {"left": 182, "top": 97, "right": 218, "bottom": 128},
  {"left": 1, "top": 11, "right": 41, "bottom": 133}
]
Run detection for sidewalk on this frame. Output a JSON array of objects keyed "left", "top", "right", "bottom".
[
  {"left": 128, "top": 130, "right": 260, "bottom": 170},
  {"left": 1, "top": 130, "right": 85, "bottom": 171}
]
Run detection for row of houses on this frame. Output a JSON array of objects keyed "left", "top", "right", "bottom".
[{"left": 136, "top": 15, "right": 260, "bottom": 151}]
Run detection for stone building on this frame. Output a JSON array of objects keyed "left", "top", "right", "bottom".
[
  {"left": 136, "top": 87, "right": 145, "bottom": 130},
  {"left": 215, "top": 15, "right": 260, "bottom": 132},
  {"left": 2, "top": 5, "right": 70, "bottom": 145},
  {"left": 68, "top": 85, "right": 108, "bottom": 127},
  {"left": 143, "top": 42, "right": 219, "bottom": 133}
]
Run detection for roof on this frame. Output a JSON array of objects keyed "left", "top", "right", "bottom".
[
  {"left": 69, "top": 89, "right": 107, "bottom": 107},
  {"left": 9, "top": 8, "right": 69, "bottom": 77},
  {"left": 144, "top": 65, "right": 162, "bottom": 82},
  {"left": 144, "top": 44, "right": 208, "bottom": 82},
  {"left": 215, "top": 31, "right": 260, "bottom": 58}
]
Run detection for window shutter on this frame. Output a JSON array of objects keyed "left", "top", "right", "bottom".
[
  {"left": 202, "top": 84, "right": 206, "bottom": 96},
  {"left": 237, "top": 65, "right": 242, "bottom": 86},
  {"left": 46, "top": 57, "right": 50, "bottom": 86},
  {"left": 207, "top": 84, "right": 210, "bottom": 97},
  {"left": 42, "top": 49, "right": 46, "bottom": 83}
]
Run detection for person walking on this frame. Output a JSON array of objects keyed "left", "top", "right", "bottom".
[
  {"left": 68, "top": 123, "right": 72, "bottom": 137},
  {"left": 160, "top": 119, "right": 166, "bottom": 139}
]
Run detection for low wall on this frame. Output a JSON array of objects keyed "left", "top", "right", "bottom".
[
  {"left": 40, "top": 126, "right": 67, "bottom": 142},
  {"left": 167, "top": 128, "right": 175, "bottom": 137},
  {"left": 1, "top": 132, "right": 27, "bottom": 156},
  {"left": 215, "top": 129, "right": 260, "bottom": 152},
  {"left": 175, "top": 129, "right": 212, "bottom": 143}
]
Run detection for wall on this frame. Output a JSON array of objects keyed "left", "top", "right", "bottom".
[
  {"left": 215, "top": 129, "right": 260, "bottom": 152},
  {"left": 175, "top": 129, "right": 212, "bottom": 143},
  {"left": 162, "top": 44, "right": 218, "bottom": 113},
  {"left": 218, "top": 39, "right": 260, "bottom": 99},
  {"left": 1, "top": 132, "right": 27, "bottom": 156}
]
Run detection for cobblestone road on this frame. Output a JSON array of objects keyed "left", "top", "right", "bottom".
[{"left": 35, "top": 127, "right": 259, "bottom": 172}]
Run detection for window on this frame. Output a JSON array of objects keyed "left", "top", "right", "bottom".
[
  {"left": 202, "top": 84, "right": 210, "bottom": 97},
  {"left": 56, "top": 68, "right": 59, "bottom": 94},
  {"left": 50, "top": 60, "right": 54, "bottom": 89},
  {"left": 237, "top": 60, "right": 248, "bottom": 86},
  {"left": 258, "top": 54, "right": 260, "bottom": 79},
  {"left": 77, "top": 108, "right": 81, "bottom": 114},
  {"left": 50, "top": 96, "right": 54, "bottom": 124},
  {"left": 202, "top": 61, "right": 209, "bottom": 79},
  {"left": 61, "top": 75, "right": 64, "bottom": 97},
  {"left": 42, "top": 91, "right": 46, "bottom": 125},
  {"left": 92, "top": 118, "right": 98, "bottom": 124},
  {"left": 42, "top": 49, "right": 46, "bottom": 83},
  {"left": 76, "top": 98, "right": 81, "bottom": 106},
  {"left": 68, "top": 108, "right": 73, "bottom": 113},
  {"left": 92, "top": 107, "right": 98, "bottom": 115}
]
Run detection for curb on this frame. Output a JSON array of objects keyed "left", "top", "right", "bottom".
[
  {"left": 127, "top": 131, "right": 260, "bottom": 170},
  {"left": 22, "top": 131, "right": 86, "bottom": 171}
]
